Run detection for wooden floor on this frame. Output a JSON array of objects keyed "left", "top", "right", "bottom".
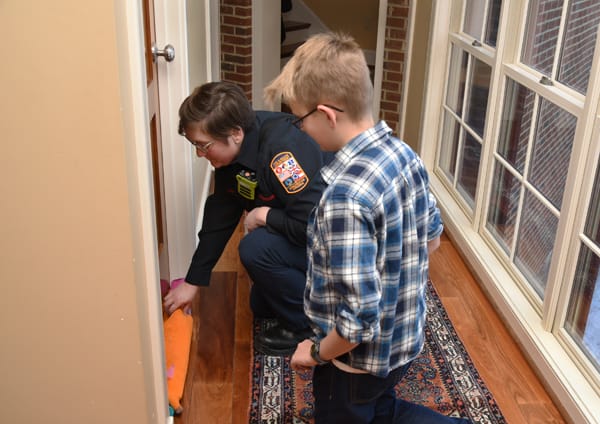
[{"left": 175, "top": 224, "right": 566, "bottom": 424}]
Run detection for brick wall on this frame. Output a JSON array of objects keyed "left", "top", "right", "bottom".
[
  {"left": 220, "top": 0, "right": 253, "bottom": 101},
  {"left": 218, "top": 0, "right": 411, "bottom": 126},
  {"left": 380, "top": 0, "right": 410, "bottom": 134}
]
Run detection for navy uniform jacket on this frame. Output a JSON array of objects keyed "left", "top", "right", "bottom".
[{"left": 185, "top": 111, "right": 329, "bottom": 286}]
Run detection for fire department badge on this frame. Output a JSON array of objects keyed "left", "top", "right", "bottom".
[{"left": 270, "top": 152, "right": 309, "bottom": 194}]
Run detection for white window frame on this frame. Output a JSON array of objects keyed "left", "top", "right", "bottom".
[{"left": 420, "top": 1, "right": 600, "bottom": 422}]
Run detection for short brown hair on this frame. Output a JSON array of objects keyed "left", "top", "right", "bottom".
[
  {"left": 265, "top": 32, "right": 373, "bottom": 121},
  {"left": 178, "top": 82, "right": 255, "bottom": 139}
]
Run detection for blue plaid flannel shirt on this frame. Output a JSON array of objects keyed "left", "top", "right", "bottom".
[{"left": 305, "top": 120, "right": 443, "bottom": 378}]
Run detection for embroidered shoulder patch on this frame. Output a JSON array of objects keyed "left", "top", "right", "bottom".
[{"left": 270, "top": 151, "right": 310, "bottom": 194}]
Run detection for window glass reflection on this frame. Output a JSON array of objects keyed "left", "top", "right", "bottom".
[{"left": 558, "top": 0, "right": 600, "bottom": 94}]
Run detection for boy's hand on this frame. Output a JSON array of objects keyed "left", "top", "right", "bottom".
[
  {"left": 163, "top": 281, "right": 198, "bottom": 315},
  {"left": 291, "top": 339, "right": 315, "bottom": 371}
]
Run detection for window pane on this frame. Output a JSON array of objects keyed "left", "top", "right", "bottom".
[
  {"left": 558, "top": 1, "right": 600, "bottom": 95},
  {"left": 565, "top": 245, "right": 600, "bottom": 372},
  {"left": 529, "top": 99, "right": 577, "bottom": 210},
  {"left": 439, "top": 111, "right": 460, "bottom": 180},
  {"left": 446, "top": 46, "right": 469, "bottom": 117},
  {"left": 464, "top": 0, "right": 486, "bottom": 40},
  {"left": 521, "top": 0, "right": 563, "bottom": 77},
  {"left": 487, "top": 161, "right": 521, "bottom": 253},
  {"left": 485, "top": 0, "right": 503, "bottom": 47},
  {"left": 497, "top": 79, "right": 535, "bottom": 174},
  {"left": 457, "top": 132, "right": 481, "bottom": 205},
  {"left": 466, "top": 58, "right": 492, "bottom": 136},
  {"left": 515, "top": 190, "right": 558, "bottom": 298},
  {"left": 584, "top": 163, "right": 600, "bottom": 246}
]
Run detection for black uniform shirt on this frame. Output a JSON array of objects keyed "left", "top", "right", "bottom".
[{"left": 185, "top": 111, "right": 329, "bottom": 286}]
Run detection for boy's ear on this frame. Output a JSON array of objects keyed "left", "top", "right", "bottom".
[{"left": 317, "top": 104, "right": 339, "bottom": 128}]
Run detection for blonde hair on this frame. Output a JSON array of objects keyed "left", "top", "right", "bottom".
[{"left": 265, "top": 32, "right": 373, "bottom": 122}]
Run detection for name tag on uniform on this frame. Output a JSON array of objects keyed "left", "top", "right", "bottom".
[{"left": 270, "top": 152, "right": 309, "bottom": 194}]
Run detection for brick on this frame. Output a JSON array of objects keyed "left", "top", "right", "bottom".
[
  {"left": 386, "top": 51, "right": 405, "bottom": 62},
  {"left": 386, "top": 17, "right": 407, "bottom": 30},
  {"left": 221, "top": 62, "right": 235, "bottom": 72},
  {"left": 223, "top": 34, "right": 251, "bottom": 46},
  {"left": 236, "top": 64, "right": 252, "bottom": 74},
  {"left": 384, "top": 91, "right": 402, "bottom": 102},
  {"left": 223, "top": 53, "right": 249, "bottom": 64},
  {"left": 221, "top": 6, "right": 233, "bottom": 15},
  {"left": 224, "top": 72, "right": 252, "bottom": 84},
  {"left": 221, "top": 25, "right": 236, "bottom": 35},
  {"left": 235, "top": 45, "right": 252, "bottom": 55},
  {"left": 234, "top": 6, "right": 252, "bottom": 17},
  {"left": 385, "top": 71, "right": 403, "bottom": 83},
  {"left": 221, "top": 44, "right": 235, "bottom": 54},
  {"left": 382, "top": 81, "right": 400, "bottom": 91},
  {"left": 222, "top": 0, "right": 251, "bottom": 6},
  {"left": 223, "top": 15, "right": 251, "bottom": 26},
  {"left": 235, "top": 26, "right": 252, "bottom": 36},
  {"left": 381, "top": 101, "right": 399, "bottom": 112}
]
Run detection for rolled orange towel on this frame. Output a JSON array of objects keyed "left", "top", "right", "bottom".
[{"left": 163, "top": 308, "right": 193, "bottom": 413}]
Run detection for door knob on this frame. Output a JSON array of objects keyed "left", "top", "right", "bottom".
[{"left": 152, "top": 44, "right": 175, "bottom": 63}]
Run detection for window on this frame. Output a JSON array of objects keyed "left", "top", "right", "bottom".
[{"left": 423, "top": 0, "right": 600, "bottom": 420}]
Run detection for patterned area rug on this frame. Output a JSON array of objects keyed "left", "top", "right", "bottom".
[{"left": 250, "top": 281, "right": 506, "bottom": 423}]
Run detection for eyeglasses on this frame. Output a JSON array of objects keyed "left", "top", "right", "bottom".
[
  {"left": 180, "top": 125, "right": 220, "bottom": 153},
  {"left": 189, "top": 140, "right": 216, "bottom": 153},
  {"left": 292, "top": 104, "right": 344, "bottom": 129}
]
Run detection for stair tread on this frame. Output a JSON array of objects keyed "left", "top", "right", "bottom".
[
  {"left": 283, "top": 20, "right": 311, "bottom": 32},
  {"left": 281, "top": 41, "right": 304, "bottom": 58}
]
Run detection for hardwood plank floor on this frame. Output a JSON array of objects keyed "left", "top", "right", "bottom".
[
  {"left": 175, "top": 226, "right": 567, "bottom": 423},
  {"left": 429, "top": 233, "right": 566, "bottom": 424}
]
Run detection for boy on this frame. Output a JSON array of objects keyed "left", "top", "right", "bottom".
[{"left": 264, "top": 33, "right": 470, "bottom": 423}]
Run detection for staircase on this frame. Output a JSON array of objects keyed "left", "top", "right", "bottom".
[
  {"left": 281, "top": 20, "right": 311, "bottom": 59},
  {"left": 279, "top": 2, "right": 375, "bottom": 81}
]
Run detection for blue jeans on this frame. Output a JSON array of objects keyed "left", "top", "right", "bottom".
[
  {"left": 238, "top": 227, "right": 310, "bottom": 331},
  {"left": 313, "top": 361, "right": 471, "bottom": 424}
]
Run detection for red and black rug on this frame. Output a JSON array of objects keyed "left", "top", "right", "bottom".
[{"left": 250, "top": 281, "right": 506, "bottom": 423}]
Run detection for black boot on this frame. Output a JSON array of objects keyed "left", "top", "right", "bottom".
[{"left": 255, "top": 322, "right": 313, "bottom": 356}]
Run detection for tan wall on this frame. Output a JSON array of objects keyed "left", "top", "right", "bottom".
[
  {"left": 303, "top": 0, "right": 379, "bottom": 50},
  {"left": 0, "top": 2, "right": 151, "bottom": 423}
]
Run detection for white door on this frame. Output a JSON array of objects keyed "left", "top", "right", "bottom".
[
  {"left": 145, "top": 0, "right": 191, "bottom": 284},
  {"left": 148, "top": 0, "right": 215, "bottom": 284}
]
